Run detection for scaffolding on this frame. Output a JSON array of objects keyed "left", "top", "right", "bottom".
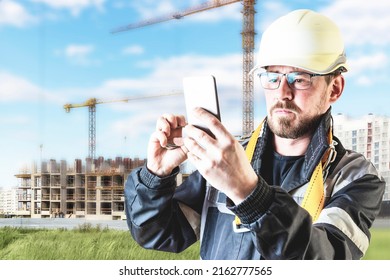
[{"left": 15, "top": 156, "right": 147, "bottom": 219}]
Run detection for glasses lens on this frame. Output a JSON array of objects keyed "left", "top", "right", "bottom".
[
  {"left": 259, "top": 72, "right": 314, "bottom": 90},
  {"left": 259, "top": 72, "right": 280, "bottom": 89},
  {"left": 287, "top": 72, "right": 312, "bottom": 90}
]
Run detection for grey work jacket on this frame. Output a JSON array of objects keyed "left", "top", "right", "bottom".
[{"left": 124, "top": 110, "right": 385, "bottom": 259}]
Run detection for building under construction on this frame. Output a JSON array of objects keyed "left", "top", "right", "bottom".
[{"left": 14, "top": 157, "right": 151, "bottom": 220}]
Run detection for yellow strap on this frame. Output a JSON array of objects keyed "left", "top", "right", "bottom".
[
  {"left": 234, "top": 121, "right": 264, "bottom": 227},
  {"left": 301, "top": 128, "right": 332, "bottom": 221},
  {"left": 300, "top": 162, "right": 324, "bottom": 221},
  {"left": 245, "top": 119, "right": 264, "bottom": 163},
  {"left": 235, "top": 120, "right": 329, "bottom": 226}
]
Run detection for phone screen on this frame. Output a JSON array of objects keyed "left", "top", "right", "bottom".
[{"left": 183, "top": 75, "right": 221, "bottom": 137}]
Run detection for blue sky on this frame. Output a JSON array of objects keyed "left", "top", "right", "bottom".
[{"left": 0, "top": 0, "right": 389, "bottom": 188}]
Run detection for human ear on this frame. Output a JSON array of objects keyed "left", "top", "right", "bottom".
[{"left": 329, "top": 75, "right": 344, "bottom": 103}]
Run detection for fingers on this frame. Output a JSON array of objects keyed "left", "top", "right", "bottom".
[
  {"left": 183, "top": 134, "right": 207, "bottom": 160},
  {"left": 186, "top": 150, "right": 201, "bottom": 166},
  {"left": 183, "top": 109, "right": 237, "bottom": 173},
  {"left": 183, "top": 124, "right": 221, "bottom": 165},
  {"left": 182, "top": 107, "right": 230, "bottom": 159},
  {"left": 190, "top": 107, "right": 229, "bottom": 142},
  {"left": 184, "top": 124, "right": 216, "bottom": 151},
  {"left": 155, "top": 114, "right": 186, "bottom": 148},
  {"left": 152, "top": 130, "right": 169, "bottom": 148},
  {"left": 157, "top": 114, "right": 186, "bottom": 134}
]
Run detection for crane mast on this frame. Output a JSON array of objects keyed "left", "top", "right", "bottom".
[
  {"left": 242, "top": 0, "right": 256, "bottom": 136},
  {"left": 112, "top": 0, "right": 256, "bottom": 136},
  {"left": 89, "top": 104, "right": 96, "bottom": 160}
]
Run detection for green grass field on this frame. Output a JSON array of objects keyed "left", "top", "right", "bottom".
[
  {"left": 0, "top": 224, "right": 388, "bottom": 260},
  {"left": 362, "top": 228, "right": 390, "bottom": 260},
  {"left": 0, "top": 224, "right": 199, "bottom": 260}
]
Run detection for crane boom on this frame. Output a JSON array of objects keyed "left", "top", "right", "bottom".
[
  {"left": 111, "top": 0, "right": 240, "bottom": 33},
  {"left": 63, "top": 91, "right": 182, "bottom": 112},
  {"left": 64, "top": 91, "right": 182, "bottom": 160}
]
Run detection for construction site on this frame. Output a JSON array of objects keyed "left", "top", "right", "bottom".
[{"left": 14, "top": 157, "right": 145, "bottom": 220}]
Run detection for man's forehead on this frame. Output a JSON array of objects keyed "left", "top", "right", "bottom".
[{"left": 266, "top": 65, "right": 307, "bottom": 73}]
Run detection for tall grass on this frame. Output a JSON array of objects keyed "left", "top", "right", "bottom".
[
  {"left": 0, "top": 224, "right": 388, "bottom": 260},
  {"left": 0, "top": 224, "right": 199, "bottom": 260}
]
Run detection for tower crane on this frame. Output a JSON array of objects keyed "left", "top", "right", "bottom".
[
  {"left": 63, "top": 92, "right": 182, "bottom": 160},
  {"left": 111, "top": 0, "right": 256, "bottom": 136}
]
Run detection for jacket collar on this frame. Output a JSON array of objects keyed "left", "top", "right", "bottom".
[{"left": 257, "top": 108, "right": 332, "bottom": 192}]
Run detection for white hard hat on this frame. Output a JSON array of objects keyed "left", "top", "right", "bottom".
[{"left": 252, "top": 9, "right": 348, "bottom": 74}]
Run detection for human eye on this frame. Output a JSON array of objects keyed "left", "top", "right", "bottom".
[
  {"left": 290, "top": 72, "right": 310, "bottom": 84},
  {"left": 267, "top": 73, "right": 279, "bottom": 83}
]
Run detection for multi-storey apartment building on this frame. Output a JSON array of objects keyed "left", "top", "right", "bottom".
[
  {"left": 333, "top": 113, "right": 390, "bottom": 201},
  {"left": 14, "top": 157, "right": 147, "bottom": 220},
  {"left": 0, "top": 187, "right": 18, "bottom": 217}
]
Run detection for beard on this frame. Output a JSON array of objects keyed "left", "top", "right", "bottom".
[{"left": 268, "top": 101, "right": 322, "bottom": 139}]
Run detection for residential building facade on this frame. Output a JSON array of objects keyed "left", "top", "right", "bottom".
[
  {"left": 15, "top": 157, "right": 147, "bottom": 220},
  {"left": 0, "top": 187, "right": 18, "bottom": 217},
  {"left": 333, "top": 113, "right": 390, "bottom": 201}
]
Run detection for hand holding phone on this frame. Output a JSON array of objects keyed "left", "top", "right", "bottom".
[{"left": 183, "top": 75, "right": 221, "bottom": 137}]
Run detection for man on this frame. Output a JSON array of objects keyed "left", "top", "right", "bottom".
[{"left": 124, "top": 9, "right": 385, "bottom": 259}]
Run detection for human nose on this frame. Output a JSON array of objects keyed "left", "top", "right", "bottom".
[{"left": 274, "top": 75, "right": 293, "bottom": 101}]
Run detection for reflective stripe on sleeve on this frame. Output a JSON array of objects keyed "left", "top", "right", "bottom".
[{"left": 315, "top": 207, "right": 369, "bottom": 254}]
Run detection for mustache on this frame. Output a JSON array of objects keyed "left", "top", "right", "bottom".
[{"left": 271, "top": 101, "right": 301, "bottom": 114}]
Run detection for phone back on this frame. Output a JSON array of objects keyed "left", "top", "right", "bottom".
[{"left": 182, "top": 75, "right": 221, "bottom": 134}]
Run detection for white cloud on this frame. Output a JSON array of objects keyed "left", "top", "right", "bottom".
[
  {"left": 0, "top": 115, "right": 31, "bottom": 125},
  {"left": 61, "top": 44, "right": 99, "bottom": 66},
  {"left": 31, "top": 0, "right": 106, "bottom": 16},
  {"left": 148, "top": 54, "right": 243, "bottom": 87},
  {"left": 259, "top": 2, "right": 290, "bottom": 32},
  {"left": 0, "top": 0, "right": 37, "bottom": 27},
  {"left": 0, "top": 71, "right": 58, "bottom": 103},
  {"left": 129, "top": 1, "right": 183, "bottom": 20},
  {"left": 321, "top": 0, "right": 390, "bottom": 46},
  {"left": 104, "top": 53, "right": 241, "bottom": 86},
  {"left": 355, "top": 76, "right": 372, "bottom": 87},
  {"left": 65, "top": 44, "right": 94, "bottom": 57},
  {"left": 112, "top": 102, "right": 180, "bottom": 139},
  {"left": 347, "top": 52, "right": 388, "bottom": 74},
  {"left": 58, "top": 52, "right": 242, "bottom": 111},
  {"left": 345, "top": 52, "right": 389, "bottom": 86},
  {"left": 122, "top": 45, "right": 144, "bottom": 55}
]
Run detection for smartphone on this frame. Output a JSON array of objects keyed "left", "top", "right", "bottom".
[{"left": 183, "top": 75, "right": 221, "bottom": 137}]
